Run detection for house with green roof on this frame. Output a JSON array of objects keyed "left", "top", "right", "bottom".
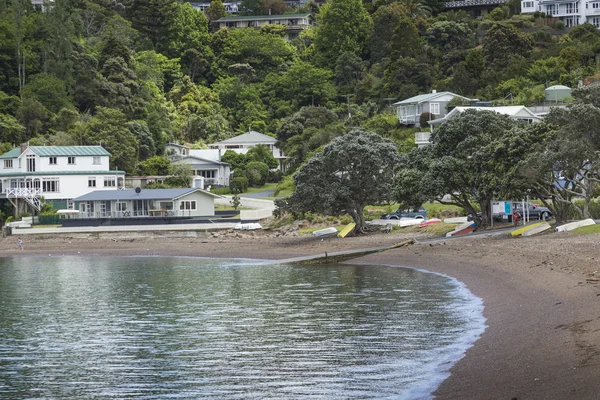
[
  {"left": 0, "top": 144, "right": 124, "bottom": 213},
  {"left": 215, "top": 13, "right": 313, "bottom": 41}
]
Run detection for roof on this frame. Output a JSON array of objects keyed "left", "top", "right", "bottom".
[
  {"left": 212, "top": 131, "right": 277, "bottom": 145},
  {"left": 166, "top": 142, "right": 189, "bottom": 149},
  {"left": 545, "top": 85, "right": 571, "bottom": 91},
  {"left": 173, "top": 155, "right": 229, "bottom": 166},
  {"left": 0, "top": 170, "right": 125, "bottom": 178},
  {"left": 429, "top": 106, "right": 541, "bottom": 125},
  {"left": 393, "top": 91, "right": 471, "bottom": 106},
  {"left": 73, "top": 188, "right": 221, "bottom": 202},
  {"left": 216, "top": 13, "right": 310, "bottom": 22},
  {"left": 0, "top": 146, "right": 111, "bottom": 159}
]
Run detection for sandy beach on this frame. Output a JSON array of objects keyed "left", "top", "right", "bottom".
[{"left": 2, "top": 228, "right": 600, "bottom": 399}]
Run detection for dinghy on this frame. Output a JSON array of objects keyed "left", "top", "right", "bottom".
[
  {"left": 511, "top": 222, "right": 547, "bottom": 237},
  {"left": 555, "top": 218, "right": 595, "bottom": 233},
  {"left": 420, "top": 218, "right": 442, "bottom": 227},
  {"left": 521, "top": 223, "right": 551, "bottom": 237},
  {"left": 313, "top": 227, "right": 338, "bottom": 237}
]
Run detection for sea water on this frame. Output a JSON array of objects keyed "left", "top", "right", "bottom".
[{"left": 0, "top": 257, "right": 485, "bottom": 399}]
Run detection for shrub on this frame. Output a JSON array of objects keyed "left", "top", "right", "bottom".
[
  {"left": 230, "top": 176, "right": 249, "bottom": 193},
  {"left": 275, "top": 175, "right": 295, "bottom": 196},
  {"left": 419, "top": 112, "right": 435, "bottom": 128},
  {"left": 245, "top": 161, "right": 269, "bottom": 186},
  {"left": 268, "top": 169, "right": 283, "bottom": 183},
  {"left": 211, "top": 187, "right": 231, "bottom": 195}
]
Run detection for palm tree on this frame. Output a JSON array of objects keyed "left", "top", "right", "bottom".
[{"left": 396, "top": 0, "right": 432, "bottom": 19}]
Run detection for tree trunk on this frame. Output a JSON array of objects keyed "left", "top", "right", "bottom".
[
  {"left": 476, "top": 200, "right": 491, "bottom": 229},
  {"left": 551, "top": 197, "right": 571, "bottom": 224},
  {"left": 348, "top": 207, "right": 365, "bottom": 235}
]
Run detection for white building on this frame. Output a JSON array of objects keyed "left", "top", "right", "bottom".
[
  {"left": 415, "top": 106, "right": 541, "bottom": 146},
  {"left": 0, "top": 145, "right": 124, "bottom": 212},
  {"left": 215, "top": 13, "right": 314, "bottom": 41},
  {"left": 171, "top": 156, "right": 232, "bottom": 187},
  {"left": 72, "top": 188, "right": 220, "bottom": 220},
  {"left": 521, "top": 0, "right": 599, "bottom": 28},
  {"left": 209, "top": 131, "right": 288, "bottom": 171}
]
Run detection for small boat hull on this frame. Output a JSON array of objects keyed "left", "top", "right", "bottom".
[
  {"left": 555, "top": 218, "right": 595, "bottom": 232},
  {"left": 521, "top": 223, "right": 551, "bottom": 237},
  {"left": 446, "top": 223, "right": 476, "bottom": 237},
  {"left": 511, "top": 222, "right": 547, "bottom": 237},
  {"left": 420, "top": 218, "right": 442, "bottom": 227},
  {"left": 313, "top": 227, "right": 338, "bottom": 237}
]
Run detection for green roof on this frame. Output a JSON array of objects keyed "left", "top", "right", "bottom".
[
  {"left": 217, "top": 13, "right": 310, "bottom": 22},
  {"left": 0, "top": 170, "right": 125, "bottom": 178},
  {"left": 0, "top": 148, "right": 21, "bottom": 159},
  {"left": 0, "top": 146, "right": 111, "bottom": 159}
]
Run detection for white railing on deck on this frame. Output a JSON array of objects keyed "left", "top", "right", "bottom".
[{"left": 6, "top": 188, "right": 42, "bottom": 198}]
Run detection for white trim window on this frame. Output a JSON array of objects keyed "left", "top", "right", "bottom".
[
  {"left": 4, "top": 159, "right": 13, "bottom": 169},
  {"left": 93, "top": 156, "right": 101, "bottom": 165},
  {"left": 429, "top": 103, "right": 440, "bottom": 116},
  {"left": 103, "top": 177, "right": 116, "bottom": 187},
  {"left": 42, "top": 177, "right": 59, "bottom": 193},
  {"left": 88, "top": 177, "right": 96, "bottom": 187},
  {"left": 68, "top": 156, "right": 76, "bottom": 165},
  {"left": 593, "top": 17, "right": 600, "bottom": 27},
  {"left": 117, "top": 202, "right": 127, "bottom": 212},
  {"left": 49, "top": 157, "right": 57, "bottom": 165},
  {"left": 179, "top": 200, "right": 197, "bottom": 211}
]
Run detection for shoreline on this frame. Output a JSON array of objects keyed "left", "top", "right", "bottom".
[{"left": 2, "top": 231, "right": 600, "bottom": 399}]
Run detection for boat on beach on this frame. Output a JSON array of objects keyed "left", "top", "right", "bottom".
[
  {"left": 521, "top": 223, "right": 551, "bottom": 237},
  {"left": 555, "top": 218, "right": 595, "bottom": 232}
]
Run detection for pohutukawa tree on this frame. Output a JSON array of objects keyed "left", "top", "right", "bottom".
[{"left": 276, "top": 129, "right": 400, "bottom": 234}]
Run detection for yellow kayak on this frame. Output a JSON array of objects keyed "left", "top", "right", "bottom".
[
  {"left": 511, "top": 222, "right": 547, "bottom": 237},
  {"left": 338, "top": 223, "right": 356, "bottom": 238}
]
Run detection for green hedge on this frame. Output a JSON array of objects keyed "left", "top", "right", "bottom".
[{"left": 230, "top": 176, "right": 249, "bottom": 193}]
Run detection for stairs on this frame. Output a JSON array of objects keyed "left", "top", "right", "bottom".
[{"left": 7, "top": 188, "right": 42, "bottom": 211}]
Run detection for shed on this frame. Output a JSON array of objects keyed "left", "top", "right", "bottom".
[{"left": 545, "top": 85, "right": 572, "bottom": 102}]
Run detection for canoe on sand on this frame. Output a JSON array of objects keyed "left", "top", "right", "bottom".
[
  {"left": 511, "top": 222, "right": 547, "bottom": 237},
  {"left": 555, "top": 218, "right": 595, "bottom": 233},
  {"left": 521, "top": 223, "right": 551, "bottom": 237}
]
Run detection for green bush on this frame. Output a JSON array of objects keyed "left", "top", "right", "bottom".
[
  {"left": 569, "top": 198, "right": 600, "bottom": 219},
  {"left": 211, "top": 187, "right": 231, "bottom": 195},
  {"left": 245, "top": 161, "right": 269, "bottom": 186},
  {"left": 275, "top": 175, "right": 295, "bottom": 196},
  {"left": 268, "top": 169, "right": 283, "bottom": 183},
  {"left": 230, "top": 176, "right": 249, "bottom": 193}
]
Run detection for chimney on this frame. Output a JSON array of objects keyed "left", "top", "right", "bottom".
[
  {"left": 19, "top": 143, "right": 28, "bottom": 154},
  {"left": 432, "top": 89, "right": 437, "bottom": 94}
]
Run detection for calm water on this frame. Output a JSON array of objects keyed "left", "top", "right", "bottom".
[{"left": 0, "top": 257, "right": 485, "bottom": 399}]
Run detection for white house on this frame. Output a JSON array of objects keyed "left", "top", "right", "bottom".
[
  {"left": 171, "top": 155, "right": 231, "bottom": 187},
  {"left": 0, "top": 145, "right": 124, "bottom": 212},
  {"left": 209, "top": 131, "right": 288, "bottom": 171},
  {"left": 72, "top": 188, "right": 221, "bottom": 219},
  {"left": 443, "top": 0, "right": 508, "bottom": 18},
  {"left": 415, "top": 105, "right": 541, "bottom": 146},
  {"left": 521, "top": 0, "right": 598, "bottom": 28},
  {"left": 394, "top": 91, "right": 473, "bottom": 127},
  {"left": 215, "top": 13, "right": 314, "bottom": 41}
]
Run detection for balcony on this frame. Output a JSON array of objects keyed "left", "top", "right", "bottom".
[{"left": 415, "top": 132, "right": 432, "bottom": 147}]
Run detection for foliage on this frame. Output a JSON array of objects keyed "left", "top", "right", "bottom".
[
  {"left": 245, "top": 161, "right": 269, "bottom": 186},
  {"left": 277, "top": 130, "right": 400, "bottom": 233},
  {"left": 230, "top": 176, "right": 249, "bottom": 193},
  {"left": 166, "top": 163, "right": 193, "bottom": 187},
  {"left": 137, "top": 155, "right": 170, "bottom": 175}
]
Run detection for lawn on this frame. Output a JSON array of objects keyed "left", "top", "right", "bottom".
[
  {"left": 571, "top": 224, "right": 600, "bottom": 234},
  {"left": 242, "top": 183, "right": 278, "bottom": 195}
]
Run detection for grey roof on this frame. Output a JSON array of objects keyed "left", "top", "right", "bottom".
[
  {"left": 0, "top": 146, "right": 110, "bottom": 159},
  {"left": 213, "top": 131, "right": 277, "bottom": 145},
  {"left": 173, "top": 155, "right": 229, "bottom": 166},
  {"left": 73, "top": 188, "right": 220, "bottom": 202},
  {"left": 393, "top": 91, "right": 469, "bottom": 106}
]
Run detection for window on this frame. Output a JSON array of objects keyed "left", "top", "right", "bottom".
[
  {"left": 546, "top": 4, "right": 557, "bottom": 14},
  {"left": 49, "top": 157, "right": 57, "bottom": 165},
  {"left": 88, "top": 177, "right": 96, "bottom": 188},
  {"left": 197, "top": 170, "right": 216, "bottom": 179},
  {"left": 93, "top": 156, "right": 101, "bottom": 165},
  {"left": 594, "top": 17, "right": 600, "bottom": 27},
  {"left": 566, "top": 3, "right": 578, "bottom": 13},
  {"left": 26, "top": 154, "right": 35, "bottom": 172},
  {"left": 103, "top": 177, "right": 116, "bottom": 187},
  {"left": 429, "top": 103, "right": 440, "bottom": 116},
  {"left": 594, "top": 2, "right": 600, "bottom": 8},
  {"left": 117, "top": 202, "right": 127, "bottom": 212},
  {"left": 42, "top": 178, "right": 60, "bottom": 193},
  {"left": 179, "top": 200, "right": 197, "bottom": 210},
  {"left": 68, "top": 156, "right": 76, "bottom": 164},
  {"left": 523, "top": 1, "right": 534, "bottom": 7},
  {"left": 159, "top": 201, "right": 173, "bottom": 211},
  {"left": 4, "top": 159, "right": 13, "bottom": 169}
]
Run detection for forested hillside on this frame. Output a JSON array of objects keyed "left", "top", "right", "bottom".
[{"left": 0, "top": 0, "right": 598, "bottom": 174}]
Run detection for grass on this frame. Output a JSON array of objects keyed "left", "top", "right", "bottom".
[
  {"left": 571, "top": 224, "right": 600, "bottom": 235},
  {"left": 214, "top": 204, "right": 251, "bottom": 211},
  {"left": 242, "top": 183, "right": 278, "bottom": 194}
]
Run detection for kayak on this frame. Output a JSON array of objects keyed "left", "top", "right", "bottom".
[
  {"left": 555, "top": 218, "right": 595, "bottom": 232},
  {"left": 521, "top": 223, "right": 551, "bottom": 237},
  {"left": 420, "top": 218, "right": 442, "bottom": 227},
  {"left": 511, "top": 222, "right": 547, "bottom": 237}
]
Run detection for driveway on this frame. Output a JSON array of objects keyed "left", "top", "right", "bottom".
[{"left": 242, "top": 190, "right": 275, "bottom": 199}]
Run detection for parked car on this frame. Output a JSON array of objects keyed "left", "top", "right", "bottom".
[
  {"left": 512, "top": 202, "right": 552, "bottom": 221},
  {"left": 382, "top": 207, "right": 428, "bottom": 220}
]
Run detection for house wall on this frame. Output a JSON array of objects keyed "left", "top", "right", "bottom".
[
  {"left": 173, "top": 158, "right": 231, "bottom": 186},
  {"left": 0, "top": 173, "right": 120, "bottom": 200},
  {"left": 175, "top": 191, "right": 215, "bottom": 216},
  {"left": 17, "top": 148, "right": 110, "bottom": 173}
]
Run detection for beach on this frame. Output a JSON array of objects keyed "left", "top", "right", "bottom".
[{"left": 2, "top": 229, "right": 600, "bottom": 399}]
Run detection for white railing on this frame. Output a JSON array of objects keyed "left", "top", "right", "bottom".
[
  {"left": 6, "top": 188, "right": 42, "bottom": 198},
  {"left": 70, "top": 210, "right": 199, "bottom": 219}
]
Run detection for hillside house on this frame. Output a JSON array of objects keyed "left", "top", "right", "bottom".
[
  {"left": 444, "top": 0, "right": 507, "bottom": 17},
  {"left": 394, "top": 91, "right": 473, "bottom": 127},
  {"left": 215, "top": 13, "right": 313, "bottom": 41},
  {"left": 208, "top": 131, "right": 288, "bottom": 171},
  {"left": 171, "top": 155, "right": 231, "bottom": 187},
  {"left": 521, "top": 0, "right": 595, "bottom": 28},
  {"left": 0, "top": 145, "right": 124, "bottom": 213}
]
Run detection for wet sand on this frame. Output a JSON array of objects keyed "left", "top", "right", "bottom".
[{"left": 2, "top": 230, "right": 600, "bottom": 399}]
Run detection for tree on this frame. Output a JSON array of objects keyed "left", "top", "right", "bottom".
[
  {"left": 239, "top": 0, "right": 262, "bottom": 15},
  {"left": 21, "top": 73, "right": 72, "bottom": 115},
  {"left": 206, "top": 0, "right": 226, "bottom": 22},
  {"left": 246, "top": 144, "right": 277, "bottom": 169},
  {"left": 0, "top": 113, "right": 24, "bottom": 144},
  {"left": 394, "top": 110, "right": 524, "bottom": 228},
  {"left": 167, "top": 163, "right": 193, "bottom": 187},
  {"left": 483, "top": 23, "right": 533, "bottom": 69},
  {"left": 260, "top": 0, "right": 286, "bottom": 15},
  {"left": 245, "top": 160, "right": 269, "bottom": 186},
  {"left": 313, "top": 0, "right": 371, "bottom": 68},
  {"left": 221, "top": 150, "right": 248, "bottom": 170},
  {"left": 81, "top": 107, "right": 139, "bottom": 172},
  {"left": 137, "top": 155, "right": 170, "bottom": 175},
  {"left": 278, "top": 129, "right": 400, "bottom": 233}
]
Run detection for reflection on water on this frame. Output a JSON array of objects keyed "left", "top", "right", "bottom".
[{"left": 0, "top": 257, "right": 484, "bottom": 399}]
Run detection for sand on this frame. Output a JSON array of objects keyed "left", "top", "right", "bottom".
[{"left": 2, "top": 228, "right": 600, "bottom": 399}]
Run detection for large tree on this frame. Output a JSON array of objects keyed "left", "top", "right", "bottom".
[
  {"left": 394, "top": 110, "right": 525, "bottom": 228},
  {"left": 277, "top": 129, "right": 400, "bottom": 233},
  {"left": 313, "top": 0, "right": 371, "bottom": 68}
]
